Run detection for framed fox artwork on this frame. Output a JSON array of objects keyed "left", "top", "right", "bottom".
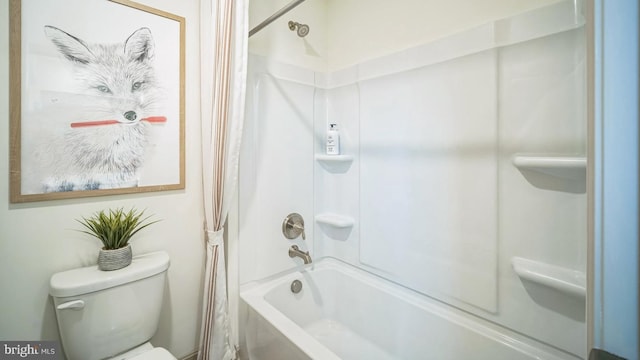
[{"left": 9, "top": 0, "right": 185, "bottom": 202}]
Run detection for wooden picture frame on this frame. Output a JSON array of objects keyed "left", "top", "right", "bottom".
[{"left": 9, "top": 0, "right": 185, "bottom": 202}]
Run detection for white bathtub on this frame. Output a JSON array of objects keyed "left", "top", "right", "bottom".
[{"left": 240, "top": 258, "right": 576, "bottom": 360}]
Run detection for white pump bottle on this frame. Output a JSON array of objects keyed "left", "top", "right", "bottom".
[{"left": 326, "top": 123, "right": 340, "bottom": 155}]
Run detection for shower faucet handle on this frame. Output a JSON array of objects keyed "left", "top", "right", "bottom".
[{"left": 282, "top": 213, "right": 306, "bottom": 240}]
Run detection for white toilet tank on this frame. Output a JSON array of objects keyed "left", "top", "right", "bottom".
[{"left": 49, "top": 251, "right": 170, "bottom": 360}]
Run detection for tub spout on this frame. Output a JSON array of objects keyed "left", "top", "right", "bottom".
[{"left": 289, "top": 245, "right": 312, "bottom": 264}]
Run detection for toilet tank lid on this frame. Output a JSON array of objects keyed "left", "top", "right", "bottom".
[{"left": 49, "top": 251, "right": 170, "bottom": 298}]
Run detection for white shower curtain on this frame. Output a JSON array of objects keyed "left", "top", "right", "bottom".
[{"left": 198, "top": 0, "right": 248, "bottom": 359}]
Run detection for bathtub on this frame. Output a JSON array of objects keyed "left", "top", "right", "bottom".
[{"left": 240, "top": 258, "right": 575, "bottom": 360}]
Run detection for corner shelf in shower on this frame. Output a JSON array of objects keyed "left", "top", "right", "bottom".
[
  {"left": 315, "top": 154, "right": 354, "bottom": 173},
  {"left": 512, "top": 155, "right": 586, "bottom": 180},
  {"left": 315, "top": 154, "right": 354, "bottom": 163},
  {"left": 315, "top": 213, "right": 354, "bottom": 228},
  {"left": 511, "top": 257, "right": 586, "bottom": 299}
]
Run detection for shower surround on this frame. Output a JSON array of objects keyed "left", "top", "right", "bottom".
[{"left": 238, "top": 1, "right": 586, "bottom": 359}]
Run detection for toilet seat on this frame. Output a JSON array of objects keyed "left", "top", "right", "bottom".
[{"left": 129, "top": 347, "right": 177, "bottom": 360}]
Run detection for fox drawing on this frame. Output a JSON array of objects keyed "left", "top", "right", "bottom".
[{"left": 29, "top": 26, "right": 162, "bottom": 193}]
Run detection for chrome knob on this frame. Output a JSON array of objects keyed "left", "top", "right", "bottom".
[{"left": 282, "top": 213, "right": 305, "bottom": 240}]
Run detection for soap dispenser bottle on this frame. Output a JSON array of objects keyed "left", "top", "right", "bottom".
[{"left": 326, "top": 123, "right": 340, "bottom": 155}]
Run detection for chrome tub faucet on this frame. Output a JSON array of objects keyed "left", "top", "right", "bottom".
[{"left": 289, "top": 245, "right": 312, "bottom": 264}]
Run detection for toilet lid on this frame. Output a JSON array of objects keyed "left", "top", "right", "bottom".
[{"left": 129, "top": 348, "right": 176, "bottom": 360}]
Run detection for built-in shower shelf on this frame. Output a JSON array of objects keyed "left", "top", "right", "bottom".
[
  {"left": 315, "top": 154, "right": 354, "bottom": 163},
  {"left": 512, "top": 155, "right": 586, "bottom": 180},
  {"left": 315, "top": 213, "right": 354, "bottom": 228},
  {"left": 511, "top": 257, "right": 586, "bottom": 299},
  {"left": 315, "top": 154, "right": 354, "bottom": 173}
]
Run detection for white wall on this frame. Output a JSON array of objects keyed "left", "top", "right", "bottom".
[
  {"left": 496, "top": 26, "right": 587, "bottom": 356},
  {"left": 238, "top": 0, "right": 329, "bottom": 287},
  {"left": 0, "top": 0, "right": 204, "bottom": 358},
  {"left": 248, "top": 0, "right": 328, "bottom": 72},
  {"left": 246, "top": 0, "right": 563, "bottom": 72},
  {"left": 239, "top": 0, "right": 568, "bottom": 289},
  {"left": 238, "top": 57, "right": 316, "bottom": 285},
  {"left": 312, "top": 21, "right": 587, "bottom": 356}
]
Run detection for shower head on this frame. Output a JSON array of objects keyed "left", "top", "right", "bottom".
[
  {"left": 288, "top": 21, "right": 309, "bottom": 37},
  {"left": 297, "top": 24, "right": 310, "bottom": 37}
]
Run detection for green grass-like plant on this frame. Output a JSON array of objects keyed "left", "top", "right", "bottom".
[{"left": 77, "top": 208, "right": 159, "bottom": 250}]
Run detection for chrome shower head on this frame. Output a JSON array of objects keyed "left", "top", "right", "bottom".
[
  {"left": 297, "top": 24, "right": 309, "bottom": 37},
  {"left": 288, "top": 21, "right": 309, "bottom": 37}
]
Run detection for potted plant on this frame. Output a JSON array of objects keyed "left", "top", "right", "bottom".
[{"left": 77, "top": 207, "right": 159, "bottom": 271}]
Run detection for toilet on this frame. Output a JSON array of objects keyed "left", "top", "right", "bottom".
[{"left": 49, "top": 251, "right": 177, "bottom": 360}]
